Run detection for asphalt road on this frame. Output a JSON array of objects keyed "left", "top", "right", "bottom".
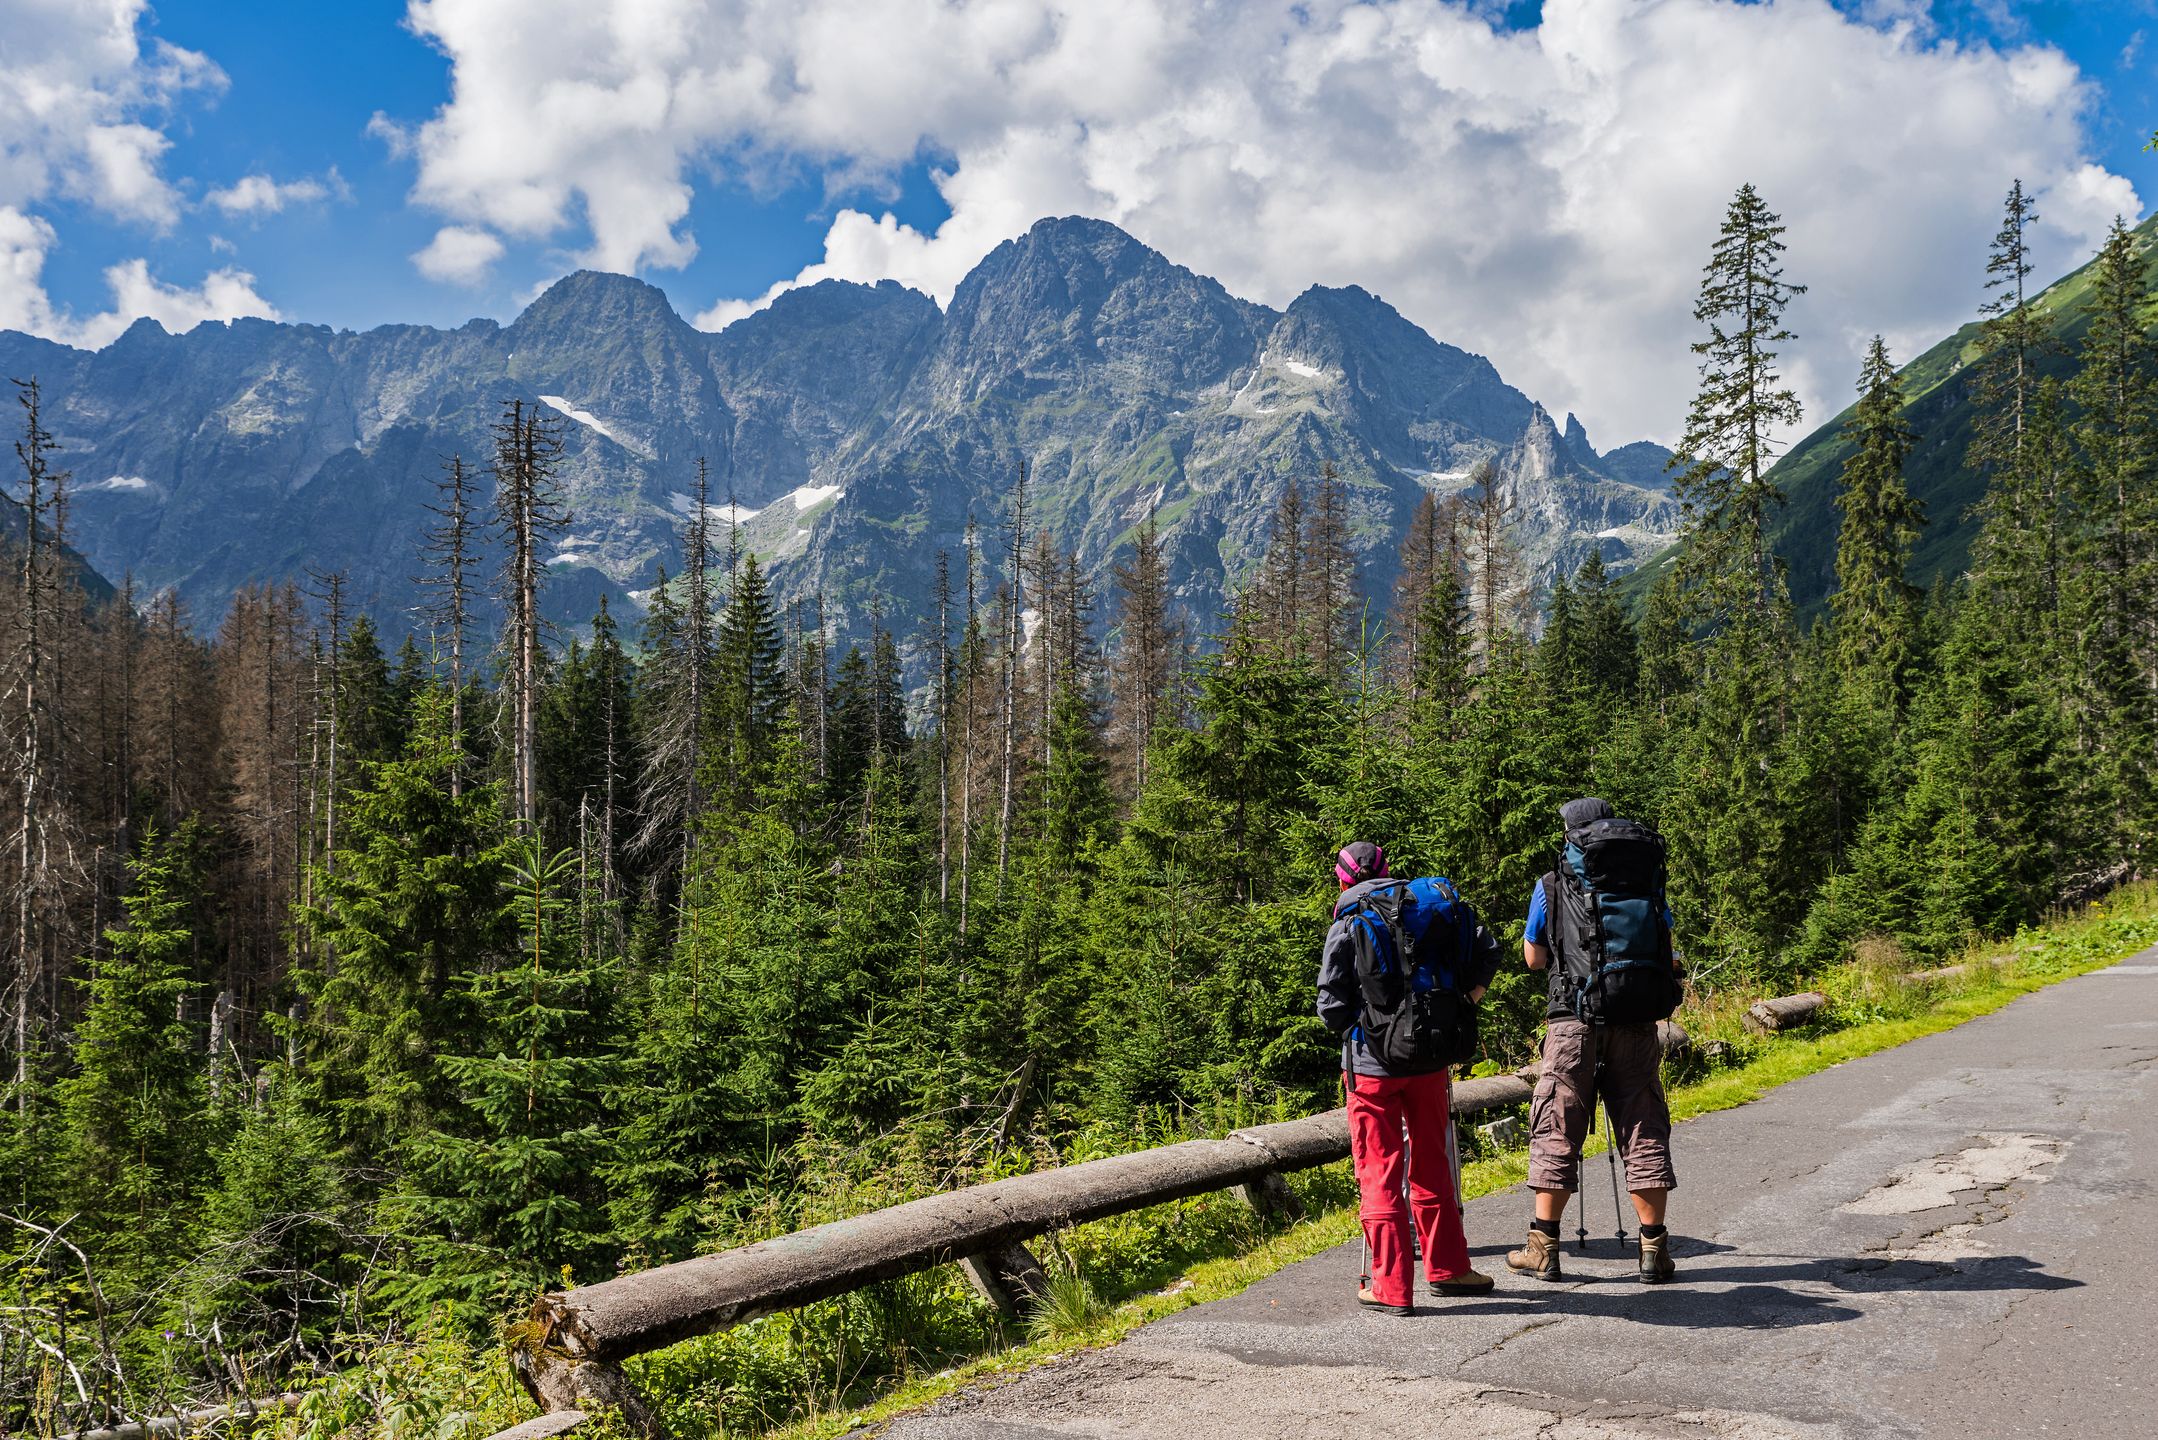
[{"left": 884, "top": 949, "right": 2158, "bottom": 1439}]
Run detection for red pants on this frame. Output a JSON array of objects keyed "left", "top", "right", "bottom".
[{"left": 1347, "top": 1070, "right": 1472, "bottom": 1305}]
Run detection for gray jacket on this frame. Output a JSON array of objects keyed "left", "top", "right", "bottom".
[{"left": 1317, "top": 877, "right": 1502, "bottom": 1077}]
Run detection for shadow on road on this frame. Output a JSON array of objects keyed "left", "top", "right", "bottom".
[
  {"left": 1439, "top": 1283, "right": 1865, "bottom": 1330},
  {"left": 1671, "top": 1252, "right": 2082, "bottom": 1295},
  {"left": 1442, "top": 1240, "right": 2080, "bottom": 1331}
]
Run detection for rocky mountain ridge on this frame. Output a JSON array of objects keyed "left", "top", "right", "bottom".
[{"left": 0, "top": 216, "right": 1679, "bottom": 654}]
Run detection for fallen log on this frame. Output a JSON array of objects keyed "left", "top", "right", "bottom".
[
  {"left": 55, "top": 1393, "right": 304, "bottom": 1440},
  {"left": 1899, "top": 953, "right": 2013, "bottom": 987},
  {"left": 1744, "top": 991, "right": 1830, "bottom": 1034},
  {"left": 498, "top": 1022, "right": 1692, "bottom": 1434},
  {"left": 528, "top": 1129, "right": 1329, "bottom": 1369}
]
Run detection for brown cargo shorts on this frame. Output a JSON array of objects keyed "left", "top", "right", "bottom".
[{"left": 1527, "top": 1017, "right": 1677, "bottom": 1194}]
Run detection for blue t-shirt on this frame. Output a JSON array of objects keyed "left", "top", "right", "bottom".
[{"left": 1525, "top": 876, "right": 1551, "bottom": 946}]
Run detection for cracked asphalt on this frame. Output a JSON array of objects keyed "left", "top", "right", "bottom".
[{"left": 882, "top": 949, "right": 2158, "bottom": 1439}]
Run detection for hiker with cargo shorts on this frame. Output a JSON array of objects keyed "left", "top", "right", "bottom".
[
  {"left": 1506, "top": 798, "right": 1684, "bottom": 1285},
  {"left": 1317, "top": 841, "right": 1501, "bottom": 1314}
]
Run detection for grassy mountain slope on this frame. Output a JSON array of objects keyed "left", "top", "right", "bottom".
[{"left": 1644, "top": 212, "right": 2154, "bottom": 614}]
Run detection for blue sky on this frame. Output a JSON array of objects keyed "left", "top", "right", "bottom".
[{"left": 8, "top": 0, "right": 2158, "bottom": 442}]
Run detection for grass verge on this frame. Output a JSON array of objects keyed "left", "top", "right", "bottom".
[{"left": 760, "top": 885, "right": 2158, "bottom": 1440}]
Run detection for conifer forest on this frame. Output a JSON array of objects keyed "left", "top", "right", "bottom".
[{"left": 2, "top": 183, "right": 2153, "bottom": 1430}]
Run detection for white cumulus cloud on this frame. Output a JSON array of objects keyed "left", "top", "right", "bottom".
[
  {"left": 205, "top": 170, "right": 345, "bottom": 216},
  {"left": 0, "top": 1, "right": 225, "bottom": 227},
  {"left": 413, "top": 224, "right": 507, "bottom": 284},
  {"left": 0, "top": 203, "right": 277, "bottom": 348},
  {"left": 389, "top": 0, "right": 2135, "bottom": 442},
  {"left": 0, "top": 1, "right": 280, "bottom": 349}
]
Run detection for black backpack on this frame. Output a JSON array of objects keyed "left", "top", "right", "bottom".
[
  {"left": 1549, "top": 817, "right": 1682, "bottom": 1025},
  {"left": 1336, "top": 877, "right": 1479, "bottom": 1072}
]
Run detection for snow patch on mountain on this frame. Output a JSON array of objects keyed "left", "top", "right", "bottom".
[
  {"left": 540, "top": 394, "right": 650, "bottom": 456},
  {"left": 668, "top": 491, "right": 761, "bottom": 526},
  {"left": 786, "top": 483, "right": 843, "bottom": 512}
]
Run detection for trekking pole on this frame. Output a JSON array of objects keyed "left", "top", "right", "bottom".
[
  {"left": 1603, "top": 1102, "right": 1629, "bottom": 1249},
  {"left": 1350, "top": 1073, "right": 1371, "bottom": 1294},
  {"left": 1404, "top": 1118, "right": 1421, "bottom": 1263}
]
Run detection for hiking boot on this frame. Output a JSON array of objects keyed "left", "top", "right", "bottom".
[
  {"left": 1356, "top": 1286, "right": 1412, "bottom": 1316},
  {"left": 1638, "top": 1231, "right": 1675, "bottom": 1284},
  {"left": 1506, "top": 1228, "right": 1563, "bottom": 1282},
  {"left": 1429, "top": 1268, "right": 1495, "bottom": 1298}
]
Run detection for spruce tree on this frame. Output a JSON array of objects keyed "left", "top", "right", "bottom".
[
  {"left": 1241, "top": 481, "right": 1308, "bottom": 661},
  {"left": 1669, "top": 183, "right": 1807, "bottom": 619},
  {"left": 609, "top": 727, "right": 827, "bottom": 1250},
  {"left": 2066, "top": 218, "right": 2158, "bottom": 863},
  {"left": 1411, "top": 504, "right": 1473, "bottom": 735},
  {"left": 997, "top": 464, "right": 1030, "bottom": 885},
  {"left": 637, "top": 467, "right": 718, "bottom": 892},
  {"left": 1304, "top": 462, "right": 1359, "bottom": 678},
  {"left": 1570, "top": 551, "right": 1637, "bottom": 702},
  {"left": 1389, "top": 491, "right": 1445, "bottom": 702},
  {"left": 1831, "top": 336, "right": 1925, "bottom": 703},
  {"left": 388, "top": 841, "right": 621, "bottom": 1320},
  {"left": 539, "top": 605, "right": 637, "bottom": 900},
  {"left": 188, "top": 1074, "right": 361, "bottom": 1360},
  {"left": 714, "top": 550, "right": 787, "bottom": 802},
  {"left": 1463, "top": 461, "right": 1525, "bottom": 664},
  {"left": 57, "top": 824, "right": 208, "bottom": 1246},
  {"left": 1537, "top": 570, "right": 1581, "bottom": 702},
  {"left": 302, "top": 691, "right": 516, "bottom": 1160},
  {"left": 1971, "top": 180, "right": 2049, "bottom": 472},
  {"left": 6, "top": 378, "right": 81, "bottom": 1108}
]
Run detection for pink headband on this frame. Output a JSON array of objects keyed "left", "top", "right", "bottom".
[{"left": 1335, "top": 842, "right": 1386, "bottom": 887}]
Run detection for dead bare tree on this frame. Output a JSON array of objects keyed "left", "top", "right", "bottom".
[
  {"left": 1108, "top": 509, "right": 1180, "bottom": 796},
  {"left": 302, "top": 570, "right": 347, "bottom": 876},
  {"left": 418, "top": 453, "right": 480, "bottom": 797},
  {"left": 4, "top": 379, "right": 84, "bottom": 1109},
  {"left": 996, "top": 463, "right": 1028, "bottom": 889},
  {"left": 958, "top": 522, "right": 979, "bottom": 935},
  {"left": 932, "top": 550, "right": 952, "bottom": 909},
  {"left": 490, "top": 400, "right": 568, "bottom": 832},
  {"left": 1463, "top": 459, "right": 1526, "bottom": 666},
  {"left": 635, "top": 458, "right": 714, "bottom": 880}
]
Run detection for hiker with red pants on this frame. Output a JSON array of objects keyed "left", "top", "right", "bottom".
[{"left": 1317, "top": 841, "right": 1502, "bottom": 1314}]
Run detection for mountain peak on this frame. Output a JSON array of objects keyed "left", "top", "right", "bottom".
[
  {"left": 112, "top": 315, "right": 171, "bottom": 348},
  {"left": 512, "top": 270, "right": 688, "bottom": 336},
  {"left": 1563, "top": 411, "right": 1592, "bottom": 455},
  {"left": 1024, "top": 213, "right": 1147, "bottom": 247},
  {"left": 756, "top": 277, "right": 938, "bottom": 328},
  {"left": 964, "top": 215, "right": 1186, "bottom": 300}
]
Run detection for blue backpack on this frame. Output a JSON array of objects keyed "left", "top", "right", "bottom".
[{"left": 1336, "top": 876, "right": 1480, "bottom": 1072}]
